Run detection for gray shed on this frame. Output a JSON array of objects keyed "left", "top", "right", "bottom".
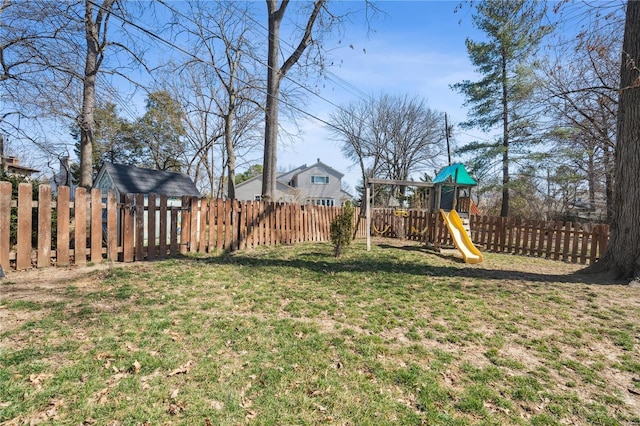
[{"left": 93, "top": 162, "right": 200, "bottom": 198}]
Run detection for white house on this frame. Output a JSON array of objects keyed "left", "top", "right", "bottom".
[{"left": 235, "top": 159, "right": 352, "bottom": 206}]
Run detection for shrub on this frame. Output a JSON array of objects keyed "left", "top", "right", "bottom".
[{"left": 330, "top": 201, "right": 354, "bottom": 257}]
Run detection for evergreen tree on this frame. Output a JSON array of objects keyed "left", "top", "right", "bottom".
[
  {"left": 134, "top": 91, "right": 187, "bottom": 172},
  {"left": 71, "top": 103, "right": 140, "bottom": 183},
  {"left": 452, "top": 0, "right": 551, "bottom": 217}
]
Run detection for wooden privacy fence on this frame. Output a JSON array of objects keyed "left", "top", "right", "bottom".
[
  {"left": 371, "top": 209, "right": 609, "bottom": 264},
  {"left": 0, "top": 183, "right": 368, "bottom": 271}
]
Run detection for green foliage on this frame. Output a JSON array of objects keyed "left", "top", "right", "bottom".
[
  {"left": 330, "top": 201, "right": 354, "bottom": 257},
  {"left": 235, "top": 164, "right": 263, "bottom": 184},
  {"left": 452, "top": 0, "right": 552, "bottom": 216},
  {"left": 134, "top": 90, "right": 187, "bottom": 172},
  {"left": 71, "top": 102, "right": 142, "bottom": 182}
]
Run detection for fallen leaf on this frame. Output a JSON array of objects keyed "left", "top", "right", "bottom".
[
  {"left": 312, "top": 402, "right": 327, "bottom": 412},
  {"left": 95, "top": 388, "right": 109, "bottom": 405},
  {"left": 170, "top": 388, "right": 180, "bottom": 400},
  {"left": 168, "top": 361, "right": 194, "bottom": 377},
  {"left": 131, "top": 360, "right": 142, "bottom": 375},
  {"left": 167, "top": 402, "right": 185, "bottom": 415},
  {"left": 210, "top": 400, "right": 224, "bottom": 410},
  {"left": 28, "top": 373, "right": 53, "bottom": 388}
]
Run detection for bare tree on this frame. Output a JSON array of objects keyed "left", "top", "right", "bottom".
[
  {"left": 262, "top": 0, "right": 327, "bottom": 201},
  {"left": 158, "top": 0, "right": 264, "bottom": 198},
  {"left": 329, "top": 93, "right": 446, "bottom": 199},
  {"left": 0, "top": 1, "right": 79, "bottom": 158},
  {"left": 328, "top": 98, "right": 384, "bottom": 197},
  {"left": 539, "top": 4, "right": 622, "bottom": 221}
]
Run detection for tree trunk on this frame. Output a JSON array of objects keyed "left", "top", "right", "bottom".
[
  {"left": 225, "top": 110, "right": 236, "bottom": 200},
  {"left": 79, "top": 1, "right": 99, "bottom": 189},
  {"left": 262, "top": 0, "right": 284, "bottom": 202},
  {"left": 587, "top": 0, "right": 640, "bottom": 281},
  {"left": 500, "top": 50, "right": 510, "bottom": 218},
  {"left": 262, "top": 0, "right": 325, "bottom": 202},
  {"left": 603, "top": 141, "right": 614, "bottom": 222}
]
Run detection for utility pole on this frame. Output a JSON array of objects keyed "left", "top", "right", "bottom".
[{"left": 444, "top": 113, "right": 452, "bottom": 166}]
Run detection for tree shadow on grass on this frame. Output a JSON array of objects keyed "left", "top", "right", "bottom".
[{"left": 190, "top": 243, "right": 624, "bottom": 286}]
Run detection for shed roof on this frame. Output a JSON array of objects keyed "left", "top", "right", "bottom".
[
  {"left": 97, "top": 163, "right": 201, "bottom": 197},
  {"left": 433, "top": 163, "right": 477, "bottom": 186}
]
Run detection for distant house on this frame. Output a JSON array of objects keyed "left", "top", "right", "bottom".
[
  {"left": 235, "top": 159, "right": 352, "bottom": 206},
  {"left": 93, "top": 162, "right": 200, "bottom": 199},
  {"left": 0, "top": 156, "right": 40, "bottom": 178}
]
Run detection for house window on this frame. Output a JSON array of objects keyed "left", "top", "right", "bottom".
[
  {"left": 314, "top": 198, "right": 335, "bottom": 206},
  {"left": 311, "top": 175, "right": 329, "bottom": 184},
  {"left": 254, "top": 195, "right": 261, "bottom": 201}
]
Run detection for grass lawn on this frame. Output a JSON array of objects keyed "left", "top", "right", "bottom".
[{"left": 1, "top": 239, "right": 639, "bottom": 425}]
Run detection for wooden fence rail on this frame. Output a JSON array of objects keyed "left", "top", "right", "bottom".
[
  {"left": 0, "top": 184, "right": 609, "bottom": 271},
  {"left": 0, "top": 183, "right": 368, "bottom": 271}
]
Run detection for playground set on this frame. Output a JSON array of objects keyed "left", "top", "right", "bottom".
[{"left": 365, "top": 163, "right": 483, "bottom": 264}]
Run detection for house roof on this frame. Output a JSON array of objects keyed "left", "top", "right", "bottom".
[
  {"left": 236, "top": 159, "right": 345, "bottom": 190},
  {"left": 433, "top": 163, "right": 477, "bottom": 186},
  {"left": 97, "top": 162, "right": 201, "bottom": 197}
]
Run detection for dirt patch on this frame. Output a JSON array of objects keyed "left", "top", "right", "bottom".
[{"left": 0, "top": 262, "right": 138, "bottom": 334}]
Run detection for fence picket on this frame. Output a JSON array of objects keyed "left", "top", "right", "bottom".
[
  {"left": 180, "top": 196, "right": 191, "bottom": 254},
  {"left": 56, "top": 186, "right": 70, "bottom": 266},
  {"left": 135, "top": 193, "right": 145, "bottom": 261},
  {"left": 91, "top": 189, "right": 102, "bottom": 263},
  {"left": 159, "top": 195, "right": 168, "bottom": 259},
  {"left": 537, "top": 220, "right": 546, "bottom": 257},
  {"left": 122, "top": 194, "right": 134, "bottom": 263},
  {"left": 199, "top": 198, "right": 207, "bottom": 253},
  {"left": 0, "top": 182, "right": 11, "bottom": 271},
  {"left": 16, "top": 183, "right": 32, "bottom": 270},
  {"left": 37, "top": 185, "right": 52, "bottom": 268},
  {"left": 554, "top": 221, "right": 563, "bottom": 260},
  {"left": 190, "top": 197, "right": 199, "bottom": 253},
  {"left": 106, "top": 191, "right": 118, "bottom": 262},
  {"left": 74, "top": 188, "right": 87, "bottom": 265},
  {"left": 148, "top": 194, "right": 157, "bottom": 260},
  {"left": 170, "top": 207, "right": 178, "bottom": 257}
]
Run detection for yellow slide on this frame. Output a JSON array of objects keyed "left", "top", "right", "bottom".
[{"left": 439, "top": 209, "right": 483, "bottom": 264}]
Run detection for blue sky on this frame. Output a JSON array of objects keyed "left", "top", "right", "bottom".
[{"left": 277, "top": 1, "right": 485, "bottom": 191}]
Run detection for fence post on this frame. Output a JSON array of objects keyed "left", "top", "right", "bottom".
[
  {"left": 37, "top": 185, "right": 52, "bottom": 268},
  {"left": 0, "top": 182, "right": 11, "bottom": 271}
]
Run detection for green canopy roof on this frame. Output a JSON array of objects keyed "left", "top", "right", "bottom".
[{"left": 433, "top": 163, "right": 477, "bottom": 186}]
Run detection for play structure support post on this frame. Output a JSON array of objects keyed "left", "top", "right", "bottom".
[{"left": 366, "top": 187, "right": 371, "bottom": 251}]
